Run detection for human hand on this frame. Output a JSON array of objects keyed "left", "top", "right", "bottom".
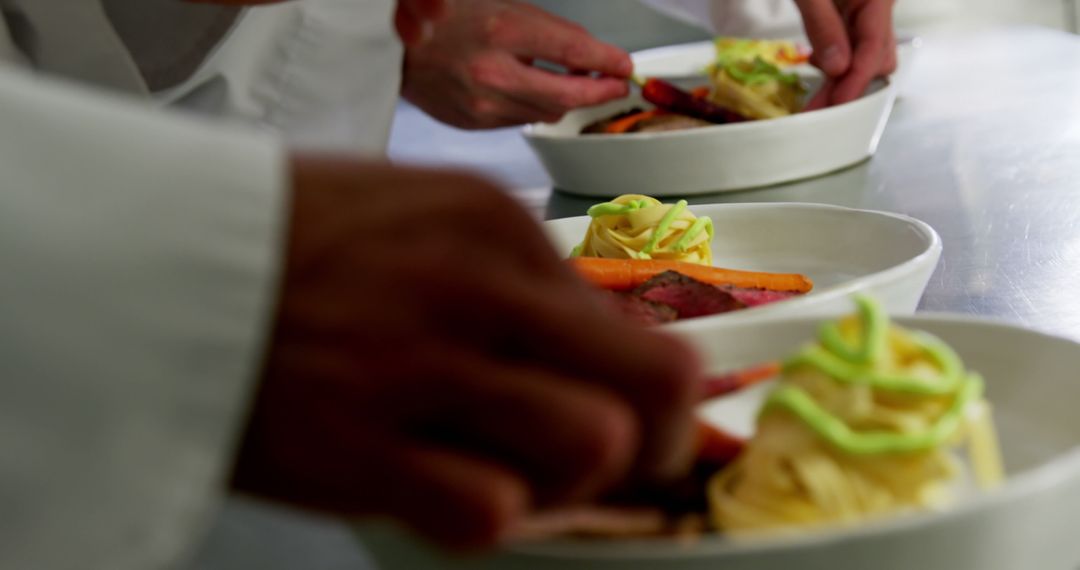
[
  {"left": 395, "top": 0, "right": 450, "bottom": 46},
  {"left": 795, "top": 0, "right": 897, "bottom": 108},
  {"left": 402, "top": 0, "right": 633, "bottom": 129},
  {"left": 231, "top": 156, "right": 702, "bottom": 548}
]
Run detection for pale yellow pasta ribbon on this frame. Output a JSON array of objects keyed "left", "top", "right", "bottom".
[{"left": 572, "top": 194, "right": 713, "bottom": 265}]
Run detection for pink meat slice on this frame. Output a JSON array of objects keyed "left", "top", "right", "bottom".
[
  {"left": 717, "top": 285, "right": 800, "bottom": 307},
  {"left": 603, "top": 291, "right": 679, "bottom": 326},
  {"left": 634, "top": 271, "right": 745, "bottom": 318}
]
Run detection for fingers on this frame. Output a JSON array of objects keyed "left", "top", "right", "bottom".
[
  {"left": 883, "top": 28, "right": 899, "bottom": 75},
  {"left": 423, "top": 351, "right": 640, "bottom": 505},
  {"left": 484, "top": 4, "right": 633, "bottom": 78},
  {"left": 795, "top": 0, "right": 852, "bottom": 77},
  {"left": 804, "top": 80, "right": 836, "bottom": 112},
  {"left": 438, "top": 271, "right": 702, "bottom": 483},
  {"left": 235, "top": 394, "right": 530, "bottom": 550},
  {"left": 469, "top": 54, "right": 629, "bottom": 117},
  {"left": 830, "top": 0, "right": 894, "bottom": 104},
  {"left": 367, "top": 444, "right": 531, "bottom": 549},
  {"left": 453, "top": 91, "right": 567, "bottom": 129}
]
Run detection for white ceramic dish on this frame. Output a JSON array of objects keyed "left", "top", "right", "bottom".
[
  {"left": 544, "top": 203, "right": 942, "bottom": 327},
  {"left": 359, "top": 314, "right": 1080, "bottom": 570},
  {"left": 523, "top": 45, "right": 897, "bottom": 197}
]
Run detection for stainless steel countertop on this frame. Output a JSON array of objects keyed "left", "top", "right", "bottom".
[{"left": 195, "top": 26, "right": 1080, "bottom": 570}]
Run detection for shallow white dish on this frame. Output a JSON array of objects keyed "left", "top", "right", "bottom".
[
  {"left": 523, "top": 45, "right": 897, "bottom": 197},
  {"left": 359, "top": 314, "right": 1080, "bottom": 570},
  {"left": 544, "top": 202, "right": 942, "bottom": 327}
]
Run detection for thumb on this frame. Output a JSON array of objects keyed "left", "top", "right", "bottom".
[{"left": 795, "top": 0, "right": 852, "bottom": 77}]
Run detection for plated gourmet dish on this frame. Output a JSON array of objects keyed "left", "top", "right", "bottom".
[
  {"left": 568, "top": 194, "right": 813, "bottom": 324},
  {"left": 518, "top": 297, "right": 1004, "bottom": 539},
  {"left": 582, "top": 39, "right": 810, "bottom": 136}
]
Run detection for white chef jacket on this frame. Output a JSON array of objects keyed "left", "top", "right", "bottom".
[
  {"left": 0, "top": 63, "right": 285, "bottom": 569},
  {"left": 0, "top": 2, "right": 400, "bottom": 569},
  {"left": 157, "top": 0, "right": 402, "bottom": 154},
  {"left": 0, "top": 1, "right": 404, "bottom": 569}
]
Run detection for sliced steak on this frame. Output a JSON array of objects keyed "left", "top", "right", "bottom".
[
  {"left": 603, "top": 291, "right": 678, "bottom": 326},
  {"left": 634, "top": 271, "right": 745, "bottom": 318},
  {"left": 630, "top": 114, "right": 711, "bottom": 133},
  {"left": 718, "top": 285, "right": 800, "bottom": 307}
]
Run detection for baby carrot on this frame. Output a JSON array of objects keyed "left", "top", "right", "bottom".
[
  {"left": 568, "top": 257, "right": 813, "bottom": 293},
  {"left": 604, "top": 109, "right": 666, "bottom": 134}
]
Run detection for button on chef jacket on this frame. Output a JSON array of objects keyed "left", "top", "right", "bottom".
[{"left": 0, "top": 1, "right": 401, "bottom": 569}]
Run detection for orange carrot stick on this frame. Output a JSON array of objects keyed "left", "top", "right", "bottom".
[
  {"left": 568, "top": 257, "right": 813, "bottom": 293},
  {"left": 604, "top": 109, "right": 666, "bottom": 134},
  {"left": 701, "top": 362, "right": 781, "bottom": 401}
]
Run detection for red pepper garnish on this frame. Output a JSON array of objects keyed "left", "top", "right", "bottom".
[
  {"left": 701, "top": 362, "right": 780, "bottom": 401},
  {"left": 696, "top": 422, "right": 746, "bottom": 465},
  {"left": 639, "top": 77, "right": 746, "bottom": 125}
]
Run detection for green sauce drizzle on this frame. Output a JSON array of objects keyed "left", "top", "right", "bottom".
[
  {"left": 672, "top": 215, "right": 712, "bottom": 252},
  {"left": 763, "top": 296, "right": 979, "bottom": 455},
  {"left": 762, "top": 374, "right": 983, "bottom": 455},
  {"left": 587, "top": 199, "right": 649, "bottom": 218},
  {"left": 641, "top": 200, "right": 687, "bottom": 255},
  {"left": 576, "top": 197, "right": 708, "bottom": 259},
  {"left": 721, "top": 57, "right": 800, "bottom": 87},
  {"left": 818, "top": 296, "right": 887, "bottom": 364}
]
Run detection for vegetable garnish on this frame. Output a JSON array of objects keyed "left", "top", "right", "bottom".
[
  {"left": 708, "top": 296, "right": 1004, "bottom": 533},
  {"left": 602, "top": 109, "right": 668, "bottom": 134},
  {"left": 573, "top": 194, "right": 714, "bottom": 265},
  {"left": 636, "top": 76, "right": 746, "bottom": 125},
  {"left": 702, "top": 362, "right": 781, "bottom": 401},
  {"left": 569, "top": 257, "right": 813, "bottom": 293},
  {"left": 714, "top": 38, "right": 810, "bottom": 68},
  {"left": 707, "top": 37, "right": 807, "bottom": 119}
]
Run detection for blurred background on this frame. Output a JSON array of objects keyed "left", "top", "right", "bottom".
[
  {"left": 389, "top": 0, "right": 1080, "bottom": 196},
  {"left": 528, "top": 0, "right": 1078, "bottom": 51}
]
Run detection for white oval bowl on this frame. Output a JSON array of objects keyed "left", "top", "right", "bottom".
[
  {"left": 523, "top": 71, "right": 896, "bottom": 197},
  {"left": 359, "top": 314, "right": 1080, "bottom": 570},
  {"left": 543, "top": 203, "right": 942, "bottom": 326}
]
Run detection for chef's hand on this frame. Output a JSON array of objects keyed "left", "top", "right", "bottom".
[
  {"left": 232, "top": 156, "right": 702, "bottom": 549},
  {"left": 796, "top": 0, "right": 897, "bottom": 108},
  {"left": 396, "top": 0, "right": 449, "bottom": 45},
  {"left": 402, "top": 0, "right": 633, "bottom": 129}
]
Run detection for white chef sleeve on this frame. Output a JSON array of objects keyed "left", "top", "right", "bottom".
[
  {"left": 158, "top": 0, "right": 404, "bottom": 155},
  {"left": 641, "top": 0, "right": 803, "bottom": 38},
  {"left": 0, "top": 63, "right": 286, "bottom": 570}
]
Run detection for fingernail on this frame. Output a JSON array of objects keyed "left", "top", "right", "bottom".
[{"left": 820, "top": 45, "right": 846, "bottom": 75}]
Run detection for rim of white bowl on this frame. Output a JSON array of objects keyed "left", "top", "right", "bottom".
[
  {"left": 668, "top": 203, "right": 942, "bottom": 330},
  {"left": 506, "top": 313, "right": 1080, "bottom": 559}
]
